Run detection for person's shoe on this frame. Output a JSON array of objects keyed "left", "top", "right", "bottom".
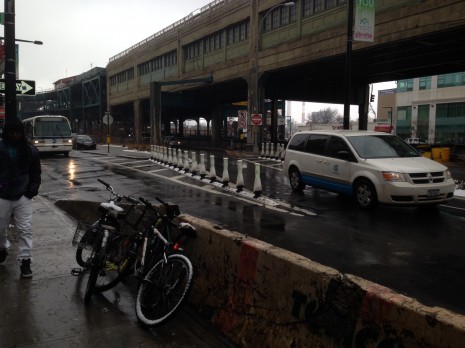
[
  {"left": 0, "top": 249, "right": 7, "bottom": 265},
  {"left": 20, "top": 259, "right": 33, "bottom": 278}
]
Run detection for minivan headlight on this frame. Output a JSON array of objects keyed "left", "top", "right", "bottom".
[{"left": 382, "top": 171, "right": 406, "bottom": 182}]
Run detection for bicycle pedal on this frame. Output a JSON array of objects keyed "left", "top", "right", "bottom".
[{"left": 71, "top": 268, "right": 83, "bottom": 276}]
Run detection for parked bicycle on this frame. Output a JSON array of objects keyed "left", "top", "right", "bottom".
[
  {"left": 71, "top": 178, "right": 148, "bottom": 303},
  {"left": 72, "top": 179, "right": 197, "bottom": 326},
  {"left": 93, "top": 195, "right": 197, "bottom": 326}
]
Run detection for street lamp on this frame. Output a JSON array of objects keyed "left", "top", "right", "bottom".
[{"left": 252, "top": 1, "right": 295, "bottom": 153}]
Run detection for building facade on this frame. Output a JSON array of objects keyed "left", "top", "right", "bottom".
[{"left": 377, "top": 72, "right": 465, "bottom": 145}]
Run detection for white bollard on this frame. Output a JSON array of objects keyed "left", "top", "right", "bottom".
[
  {"left": 209, "top": 155, "right": 217, "bottom": 182},
  {"left": 281, "top": 144, "right": 286, "bottom": 161},
  {"left": 264, "top": 142, "right": 269, "bottom": 157},
  {"left": 261, "top": 143, "right": 265, "bottom": 157},
  {"left": 199, "top": 153, "right": 207, "bottom": 178},
  {"left": 165, "top": 147, "right": 170, "bottom": 165},
  {"left": 222, "top": 157, "right": 229, "bottom": 186},
  {"left": 253, "top": 163, "right": 262, "bottom": 198},
  {"left": 274, "top": 143, "right": 281, "bottom": 160},
  {"left": 162, "top": 147, "right": 167, "bottom": 163},
  {"left": 191, "top": 152, "right": 197, "bottom": 174},
  {"left": 270, "top": 143, "right": 275, "bottom": 158},
  {"left": 236, "top": 160, "right": 244, "bottom": 192},
  {"left": 184, "top": 150, "right": 190, "bottom": 172},
  {"left": 177, "top": 149, "right": 183, "bottom": 168}
]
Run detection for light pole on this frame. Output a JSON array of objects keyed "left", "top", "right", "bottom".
[{"left": 252, "top": 1, "right": 295, "bottom": 153}]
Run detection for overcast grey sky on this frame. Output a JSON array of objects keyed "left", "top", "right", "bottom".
[{"left": 7, "top": 0, "right": 212, "bottom": 91}]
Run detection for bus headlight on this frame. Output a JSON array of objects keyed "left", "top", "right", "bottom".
[{"left": 382, "top": 171, "right": 406, "bottom": 182}]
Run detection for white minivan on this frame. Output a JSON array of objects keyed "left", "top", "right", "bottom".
[{"left": 283, "top": 130, "right": 456, "bottom": 208}]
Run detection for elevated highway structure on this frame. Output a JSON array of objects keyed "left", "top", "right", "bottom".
[{"left": 106, "top": 0, "right": 465, "bottom": 145}]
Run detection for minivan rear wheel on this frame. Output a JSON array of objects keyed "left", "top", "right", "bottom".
[
  {"left": 289, "top": 167, "right": 306, "bottom": 192},
  {"left": 354, "top": 179, "right": 378, "bottom": 209}
]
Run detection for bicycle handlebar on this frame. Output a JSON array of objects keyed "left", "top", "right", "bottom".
[{"left": 98, "top": 178, "right": 138, "bottom": 204}]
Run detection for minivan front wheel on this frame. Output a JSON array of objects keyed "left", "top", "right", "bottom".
[
  {"left": 289, "top": 167, "right": 306, "bottom": 192},
  {"left": 354, "top": 179, "right": 378, "bottom": 209}
]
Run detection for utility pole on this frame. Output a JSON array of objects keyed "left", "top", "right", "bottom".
[
  {"left": 343, "top": 0, "right": 354, "bottom": 130},
  {"left": 4, "top": 0, "right": 16, "bottom": 121}
]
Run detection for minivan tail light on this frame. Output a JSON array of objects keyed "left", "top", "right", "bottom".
[{"left": 382, "top": 172, "right": 406, "bottom": 182}]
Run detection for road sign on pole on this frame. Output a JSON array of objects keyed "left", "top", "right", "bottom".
[
  {"left": 251, "top": 113, "right": 262, "bottom": 126},
  {"left": 0, "top": 79, "right": 36, "bottom": 95}
]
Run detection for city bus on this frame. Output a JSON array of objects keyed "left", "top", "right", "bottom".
[{"left": 22, "top": 115, "right": 73, "bottom": 156}]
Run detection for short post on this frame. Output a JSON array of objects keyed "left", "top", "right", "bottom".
[
  {"left": 236, "top": 160, "right": 244, "bottom": 192},
  {"left": 222, "top": 157, "right": 229, "bottom": 187},
  {"left": 177, "top": 149, "right": 183, "bottom": 169},
  {"left": 253, "top": 163, "right": 262, "bottom": 198},
  {"left": 199, "top": 153, "right": 207, "bottom": 178},
  {"left": 183, "top": 150, "right": 190, "bottom": 172},
  {"left": 261, "top": 143, "right": 265, "bottom": 157},
  {"left": 191, "top": 152, "right": 198, "bottom": 175},
  {"left": 209, "top": 155, "right": 217, "bottom": 182}
]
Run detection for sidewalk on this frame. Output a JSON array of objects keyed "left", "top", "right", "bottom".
[{"left": 0, "top": 196, "right": 235, "bottom": 348}]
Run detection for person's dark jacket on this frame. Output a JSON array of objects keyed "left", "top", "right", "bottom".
[{"left": 0, "top": 119, "right": 42, "bottom": 200}]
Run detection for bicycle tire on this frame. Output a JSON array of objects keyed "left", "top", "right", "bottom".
[
  {"left": 94, "top": 233, "right": 135, "bottom": 292},
  {"left": 135, "top": 253, "right": 193, "bottom": 327},
  {"left": 76, "top": 221, "right": 99, "bottom": 268},
  {"left": 83, "top": 233, "right": 104, "bottom": 304}
]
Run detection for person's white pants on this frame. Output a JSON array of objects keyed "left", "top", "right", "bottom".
[{"left": 0, "top": 196, "right": 33, "bottom": 261}]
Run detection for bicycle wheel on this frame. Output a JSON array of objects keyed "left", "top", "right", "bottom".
[
  {"left": 94, "top": 233, "right": 136, "bottom": 292},
  {"left": 76, "top": 221, "right": 99, "bottom": 268},
  {"left": 135, "top": 253, "right": 193, "bottom": 327},
  {"left": 83, "top": 233, "right": 104, "bottom": 304}
]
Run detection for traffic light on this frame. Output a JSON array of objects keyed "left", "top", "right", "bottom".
[{"left": 370, "top": 94, "right": 375, "bottom": 102}]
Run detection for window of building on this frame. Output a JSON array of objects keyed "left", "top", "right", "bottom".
[
  {"left": 109, "top": 68, "right": 134, "bottom": 86},
  {"left": 164, "top": 50, "right": 177, "bottom": 67},
  {"left": 185, "top": 40, "right": 202, "bottom": 60},
  {"left": 397, "top": 79, "right": 413, "bottom": 92},
  {"left": 437, "top": 72, "right": 465, "bottom": 88},
  {"left": 263, "top": 4, "right": 296, "bottom": 32},
  {"left": 227, "top": 20, "right": 249, "bottom": 46},
  {"left": 436, "top": 102, "right": 465, "bottom": 118},
  {"left": 419, "top": 76, "right": 431, "bottom": 90},
  {"left": 303, "top": 0, "right": 346, "bottom": 17},
  {"left": 204, "top": 31, "right": 223, "bottom": 53},
  {"left": 417, "top": 105, "right": 430, "bottom": 140}
]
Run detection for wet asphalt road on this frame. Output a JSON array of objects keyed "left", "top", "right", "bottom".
[{"left": 40, "top": 147, "right": 465, "bottom": 316}]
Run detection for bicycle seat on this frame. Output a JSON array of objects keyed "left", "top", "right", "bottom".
[{"left": 99, "top": 201, "right": 126, "bottom": 218}]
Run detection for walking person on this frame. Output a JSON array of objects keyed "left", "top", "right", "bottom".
[{"left": 0, "top": 117, "right": 42, "bottom": 277}]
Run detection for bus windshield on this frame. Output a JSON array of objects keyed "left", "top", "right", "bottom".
[{"left": 34, "top": 118, "right": 72, "bottom": 137}]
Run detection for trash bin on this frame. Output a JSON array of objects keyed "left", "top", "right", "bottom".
[
  {"left": 441, "top": 147, "right": 450, "bottom": 162},
  {"left": 432, "top": 148, "right": 442, "bottom": 163}
]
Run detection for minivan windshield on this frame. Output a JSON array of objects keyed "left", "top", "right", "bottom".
[{"left": 347, "top": 135, "right": 420, "bottom": 159}]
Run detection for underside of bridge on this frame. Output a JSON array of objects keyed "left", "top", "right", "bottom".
[{"left": 148, "top": 24, "right": 465, "bottom": 144}]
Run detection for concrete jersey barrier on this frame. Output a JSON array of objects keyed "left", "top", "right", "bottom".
[
  {"left": 56, "top": 200, "right": 465, "bottom": 347},
  {"left": 179, "top": 214, "right": 465, "bottom": 348}
]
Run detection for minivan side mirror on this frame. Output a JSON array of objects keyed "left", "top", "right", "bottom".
[{"left": 336, "top": 150, "right": 355, "bottom": 161}]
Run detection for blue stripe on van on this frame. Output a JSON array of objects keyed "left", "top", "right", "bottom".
[{"left": 301, "top": 174, "right": 353, "bottom": 195}]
